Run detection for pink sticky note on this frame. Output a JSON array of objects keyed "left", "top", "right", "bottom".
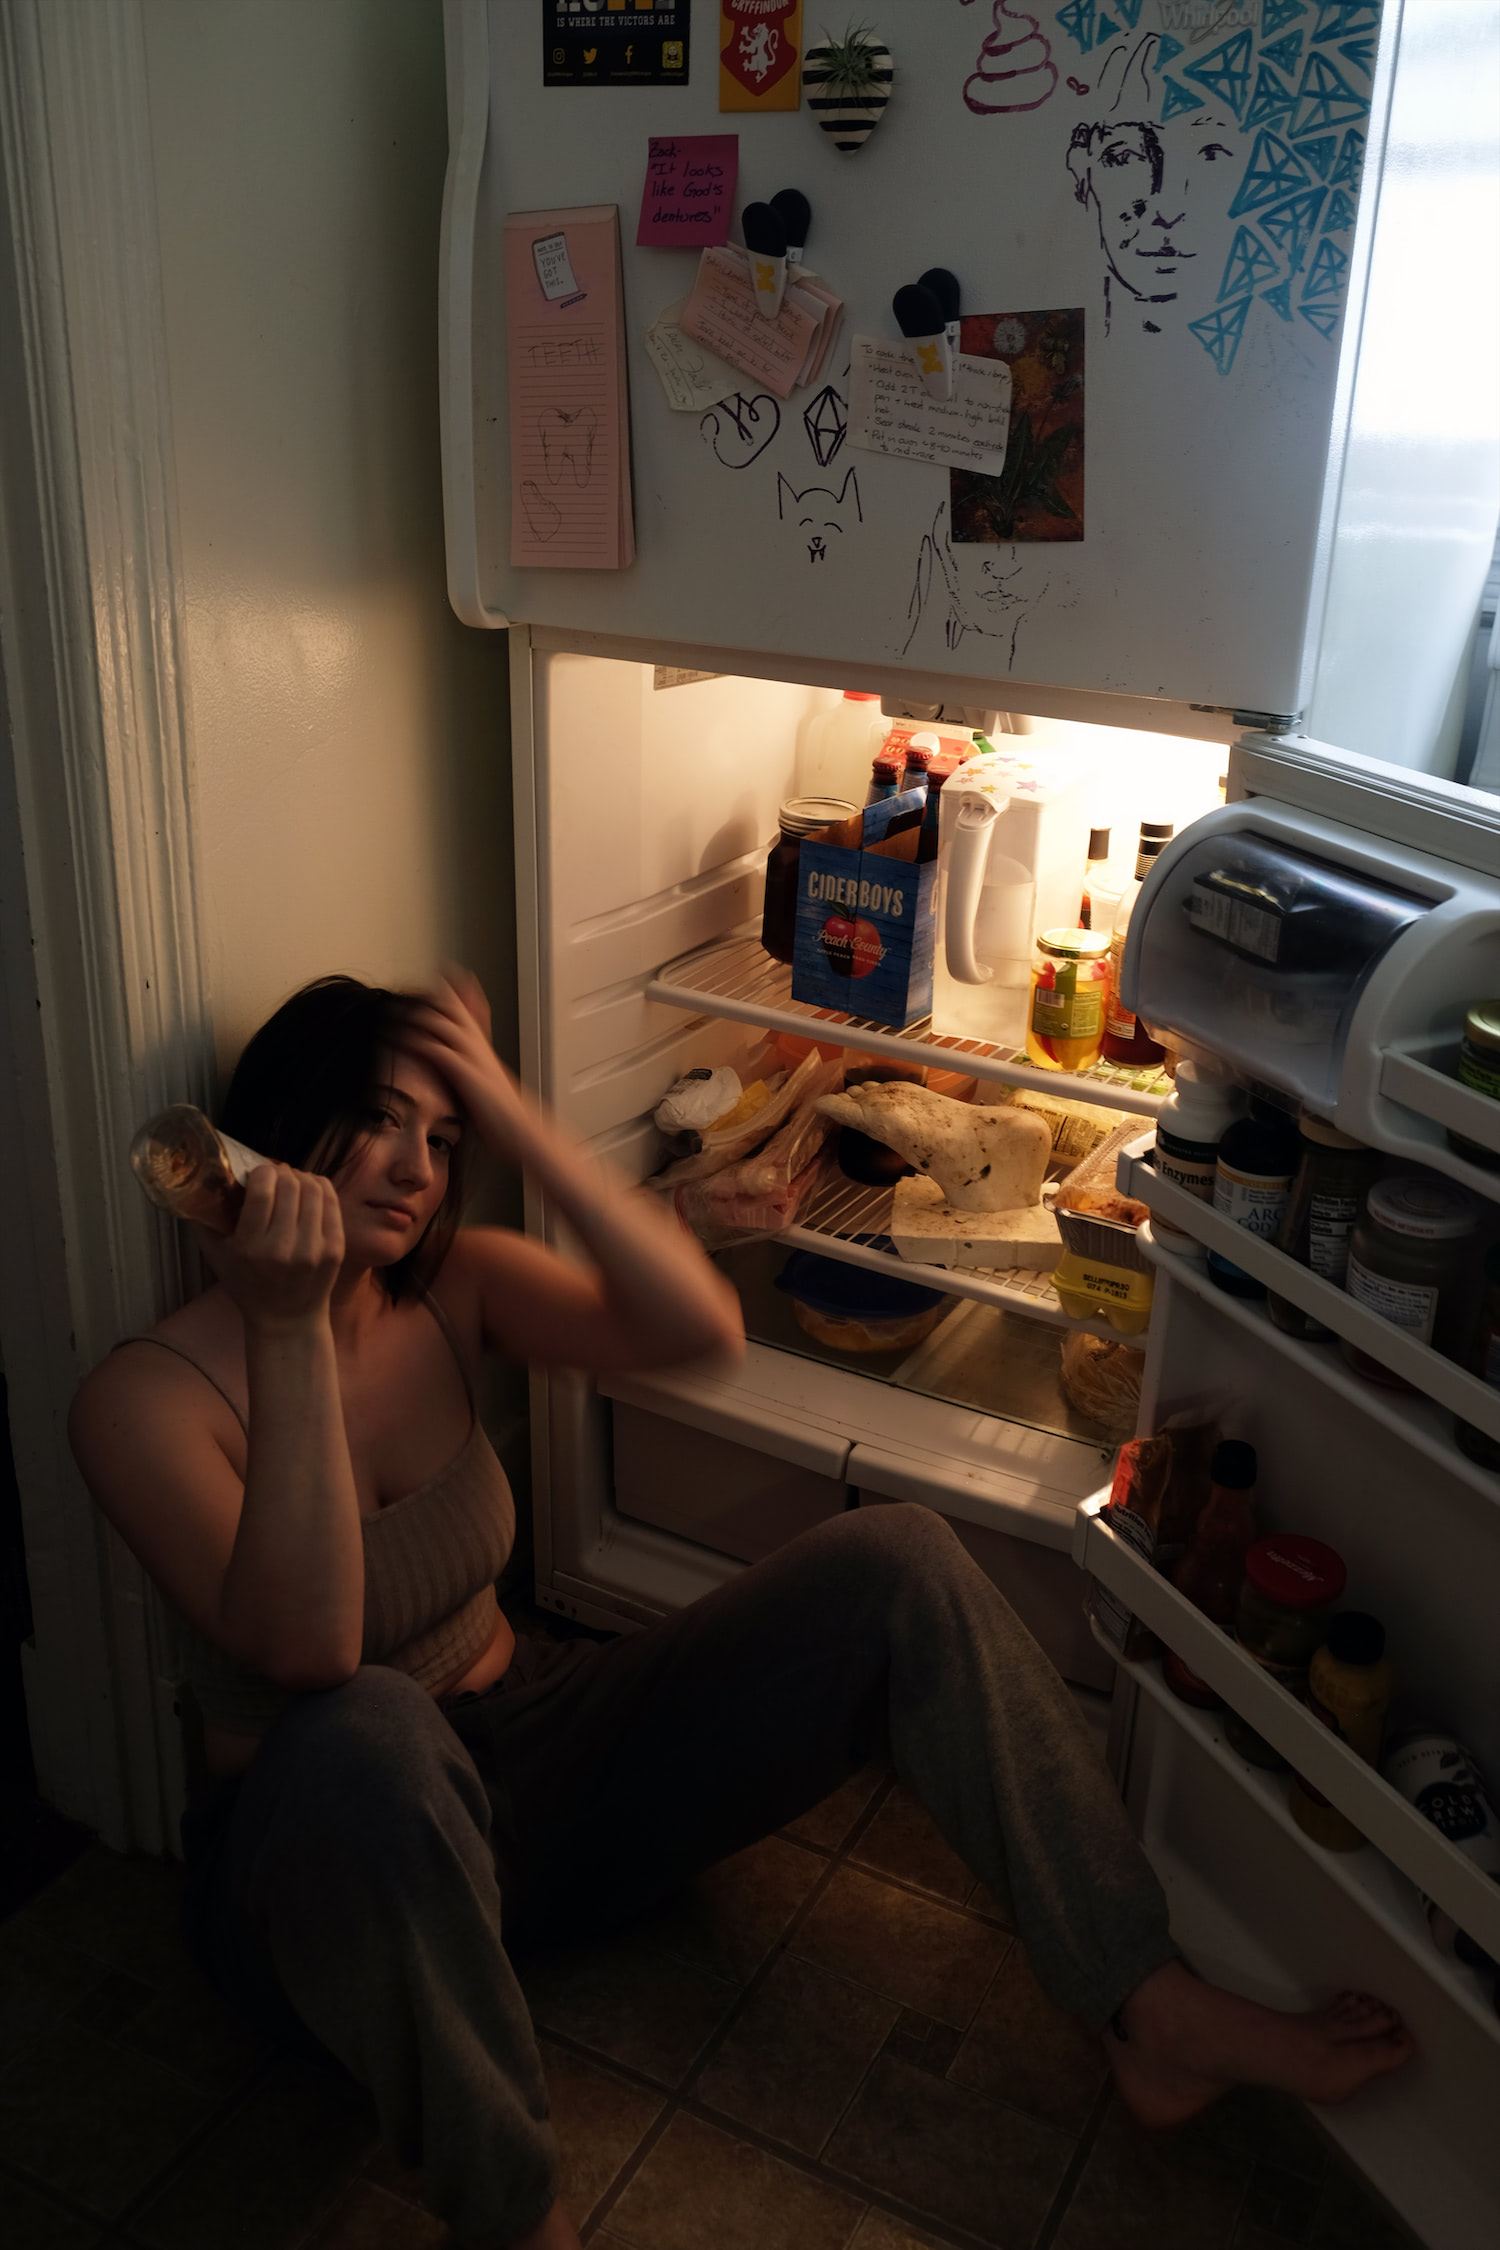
[{"left": 636, "top": 134, "right": 738, "bottom": 250}]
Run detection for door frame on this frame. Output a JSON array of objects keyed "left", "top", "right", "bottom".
[{"left": 0, "top": 0, "right": 209, "bottom": 1850}]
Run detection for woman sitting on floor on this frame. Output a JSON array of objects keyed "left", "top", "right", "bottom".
[{"left": 70, "top": 970, "right": 1412, "bottom": 2250}]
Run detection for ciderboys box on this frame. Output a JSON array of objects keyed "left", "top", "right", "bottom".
[{"left": 791, "top": 789, "right": 936, "bottom": 1028}]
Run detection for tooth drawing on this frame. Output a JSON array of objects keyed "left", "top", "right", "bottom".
[
  {"left": 520, "top": 480, "right": 562, "bottom": 541},
  {"left": 539, "top": 406, "right": 597, "bottom": 487}
]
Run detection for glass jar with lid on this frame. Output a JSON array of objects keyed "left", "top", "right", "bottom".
[
  {"left": 1223, "top": 1533, "right": 1347, "bottom": 1769},
  {"left": 1026, "top": 927, "right": 1110, "bottom": 1073},
  {"left": 1266, "top": 1116, "right": 1383, "bottom": 1339},
  {"left": 1448, "top": 1000, "right": 1500, "bottom": 1170},
  {"left": 1342, "top": 1174, "right": 1479, "bottom": 1388},
  {"left": 760, "top": 796, "right": 859, "bottom": 965}
]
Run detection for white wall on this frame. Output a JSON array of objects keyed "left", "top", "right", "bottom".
[{"left": 141, "top": 0, "right": 516, "bottom": 1080}]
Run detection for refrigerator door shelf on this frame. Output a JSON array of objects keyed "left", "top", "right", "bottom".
[
  {"left": 1075, "top": 1501, "right": 1500, "bottom": 2004},
  {"left": 1118, "top": 1142, "right": 1500, "bottom": 1457},
  {"left": 647, "top": 934, "right": 1172, "bottom": 1119},
  {"left": 1377, "top": 1037, "right": 1500, "bottom": 1190}
]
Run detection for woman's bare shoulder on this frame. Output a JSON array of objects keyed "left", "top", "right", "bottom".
[{"left": 70, "top": 1289, "right": 242, "bottom": 1459}]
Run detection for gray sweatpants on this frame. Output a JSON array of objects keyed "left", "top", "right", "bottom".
[{"left": 182, "top": 1504, "right": 1175, "bottom": 2248}]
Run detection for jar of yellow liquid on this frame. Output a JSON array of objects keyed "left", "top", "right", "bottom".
[{"left": 1025, "top": 928, "right": 1110, "bottom": 1073}]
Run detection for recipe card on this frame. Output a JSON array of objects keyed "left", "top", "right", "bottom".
[
  {"left": 849, "top": 336, "right": 1012, "bottom": 473},
  {"left": 677, "top": 244, "right": 820, "bottom": 400}
]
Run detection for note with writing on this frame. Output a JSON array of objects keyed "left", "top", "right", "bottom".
[
  {"left": 643, "top": 298, "right": 744, "bottom": 412},
  {"left": 848, "top": 337, "right": 1012, "bottom": 473},
  {"left": 504, "top": 205, "right": 634, "bottom": 569},
  {"left": 637, "top": 135, "right": 738, "bottom": 249},
  {"left": 677, "top": 244, "right": 819, "bottom": 400}
]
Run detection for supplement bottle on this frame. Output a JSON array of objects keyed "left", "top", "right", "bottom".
[
  {"left": 1152, "top": 1061, "right": 1246, "bottom": 1254},
  {"left": 1224, "top": 1533, "right": 1347, "bottom": 1770},
  {"left": 1446, "top": 1001, "right": 1500, "bottom": 1170},
  {"left": 1025, "top": 928, "right": 1110, "bottom": 1074},
  {"left": 1288, "top": 1613, "right": 1393, "bottom": 1851},
  {"left": 1207, "top": 1099, "right": 1301, "bottom": 1298},
  {"left": 1343, "top": 1175, "right": 1479, "bottom": 1387},
  {"left": 1101, "top": 821, "right": 1174, "bottom": 1066},
  {"left": 1162, "top": 1439, "right": 1259, "bottom": 1708},
  {"left": 760, "top": 796, "right": 859, "bottom": 965},
  {"left": 1455, "top": 1242, "right": 1500, "bottom": 1470},
  {"left": 1267, "top": 1118, "right": 1383, "bottom": 1338}
]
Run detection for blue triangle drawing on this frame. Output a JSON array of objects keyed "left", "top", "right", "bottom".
[
  {"left": 1330, "top": 127, "right": 1366, "bottom": 187},
  {"left": 1096, "top": 12, "right": 1122, "bottom": 39},
  {"left": 1339, "top": 35, "right": 1377, "bottom": 75},
  {"left": 1300, "top": 301, "right": 1342, "bottom": 340},
  {"left": 1263, "top": 0, "right": 1309, "bottom": 33},
  {"left": 1293, "top": 51, "right": 1370, "bottom": 138},
  {"left": 1220, "top": 226, "right": 1279, "bottom": 303},
  {"left": 1244, "top": 63, "right": 1296, "bottom": 131},
  {"left": 1301, "top": 235, "right": 1350, "bottom": 303},
  {"left": 1189, "top": 297, "right": 1252, "bottom": 377},
  {"left": 1259, "top": 186, "right": 1327, "bottom": 272},
  {"left": 1182, "top": 29, "right": 1254, "bottom": 118},
  {"left": 1262, "top": 279, "right": 1295, "bottom": 321},
  {"left": 1115, "top": 0, "right": 1144, "bottom": 24},
  {"left": 1160, "top": 77, "right": 1205, "bottom": 121},
  {"left": 1312, "top": 1, "right": 1379, "bottom": 42},
  {"left": 1298, "top": 133, "right": 1337, "bottom": 179},
  {"left": 1262, "top": 31, "right": 1304, "bottom": 75},
  {"left": 1056, "top": 0, "right": 1097, "bottom": 56},
  {"left": 1322, "top": 185, "right": 1357, "bottom": 233},
  {"left": 1228, "top": 131, "right": 1310, "bottom": 217},
  {"left": 1153, "top": 34, "right": 1183, "bottom": 72}
]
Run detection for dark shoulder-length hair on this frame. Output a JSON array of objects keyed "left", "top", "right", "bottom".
[{"left": 217, "top": 975, "right": 468, "bottom": 1302}]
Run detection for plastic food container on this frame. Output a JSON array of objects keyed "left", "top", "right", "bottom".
[{"left": 774, "top": 1250, "right": 949, "bottom": 1354}]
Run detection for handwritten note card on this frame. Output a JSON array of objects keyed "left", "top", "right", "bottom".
[
  {"left": 849, "top": 337, "right": 1012, "bottom": 474},
  {"left": 643, "top": 298, "right": 744, "bottom": 412},
  {"left": 678, "top": 245, "right": 820, "bottom": 401},
  {"left": 637, "top": 135, "right": 738, "bottom": 249},
  {"left": 504, "top": 206, "right": 634, "bottom": 570}
]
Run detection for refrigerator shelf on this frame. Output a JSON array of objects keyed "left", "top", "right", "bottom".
[
  {"left": 1377, "top": 1039, "right": 1500, "bottom": 1208},
  {"left": 1075, "top": 1502, "right": 1500, "bottom": 2018},
  {"left": 648, "top": 935, "right": 1172, "bottom": 1117},
  {"left": 780, "top": 1169, "right": 1128, "bottom": 1343},
  {"left": 1117, "top": 1140, "right": 1500, "bottom": 1455}
]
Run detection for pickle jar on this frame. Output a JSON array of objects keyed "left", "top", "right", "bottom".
[
  {"left": 1026, "top": 927, "right": 1110, "bottom": 1073},
  {"left": 1222, "top": 1533, "right": 1347, "bottom": 1770}
]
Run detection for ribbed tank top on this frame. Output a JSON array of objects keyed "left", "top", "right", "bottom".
[{"left": 123, "top": 1293, "right": 515, "bottom": 1733}]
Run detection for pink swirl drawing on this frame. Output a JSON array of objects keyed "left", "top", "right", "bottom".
[{"left": 963, "top": 1, "right": 1058, "bottom": 115}]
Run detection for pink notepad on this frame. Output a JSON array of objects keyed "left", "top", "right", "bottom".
[{"left": 504, "top": 206, "right": 635, "bottom": 570}]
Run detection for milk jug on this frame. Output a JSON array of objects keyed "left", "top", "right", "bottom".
[{"left": 931, "top": 744, "right": 1094, "bottom": 1046}]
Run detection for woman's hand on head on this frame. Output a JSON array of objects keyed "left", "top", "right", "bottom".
[
  {"left": 194, "top": 1164, "right": 344, "bottom": 1334},
  {"left": 403, "top": 967, "right": 531, "bottom": 1159}
]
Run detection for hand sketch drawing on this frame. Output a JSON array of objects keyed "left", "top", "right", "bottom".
[
  {"left": 903, "top": 498, "right": 1047, "bottom": 666},
  {"left": 538, "top": 405, "right": 597, "bottom": 486},
  {"left": 700, "top": 391, "right": 781, "bottom": 468},
  {"left": 803, "top": 384, "right": 848, "bottom": 468},
  {"left": 1066, "top": 36, "right": 1238, "bottom": 336},
  {"left": 962, "top": 1, "right": 1058, "bottom": 115},
  {"left": 778, "top": 469, "right": 862, "bottom": 564}
]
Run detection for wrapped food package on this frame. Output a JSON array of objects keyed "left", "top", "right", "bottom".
[
  {"left": 813, "top": 1082, "right": 1051, "bottom": 1213},
  {"left": 1060, "top": 1332, "right": 1145, "bottom": 1441}
]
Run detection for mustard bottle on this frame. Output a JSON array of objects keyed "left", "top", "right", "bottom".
[{"left": 1289, "top": 1613, "right": 1393, "bottom": 1852}]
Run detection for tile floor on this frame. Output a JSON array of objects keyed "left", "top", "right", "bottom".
[{"left": 0, "top": 1764, "right": 1424, "bottom": 2250}]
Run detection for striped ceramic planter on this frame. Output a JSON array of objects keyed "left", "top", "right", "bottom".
[{"left": 801, "top": 36, "right": 894, "bottom": 153}]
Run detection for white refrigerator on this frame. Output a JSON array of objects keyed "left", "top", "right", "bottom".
[{"left": 440, "top": 4, "right": 1500, "bottom": 2242}]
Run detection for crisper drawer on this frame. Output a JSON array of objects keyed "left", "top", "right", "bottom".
[{"left": 611, "top": 1401, "right": 849, "bottom": 1565}]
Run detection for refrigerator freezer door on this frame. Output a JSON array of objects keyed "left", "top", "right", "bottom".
[{"left": 442, "top": 2, "right": 1498, "bottom": 731}]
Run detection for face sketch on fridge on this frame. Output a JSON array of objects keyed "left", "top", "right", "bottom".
[
  {"left": 1066, "top": 37, "right": 1238, "bottom": 340},
  {"left": 444, "top": 3, "right": 1500, "bottom": 2241}
]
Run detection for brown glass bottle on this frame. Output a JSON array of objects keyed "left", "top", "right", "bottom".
[{"left": 1100, "top": 822, "right": 1173, "bottom": 1065}]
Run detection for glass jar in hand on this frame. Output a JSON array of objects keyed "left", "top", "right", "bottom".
[
  {"left": 1223, "top": 1533, "right": 1346, "bottom": 1770},
  {"left": 760, "top": 796, "right": 858, "bottom": 965}
]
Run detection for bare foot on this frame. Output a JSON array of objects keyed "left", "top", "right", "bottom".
[
  {"left": 1105, "top": 1961, "right": 1413, "bottom": 2130},
  {"left": 505, "top": 2199, "right": 583, "bottom": 2250}
]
